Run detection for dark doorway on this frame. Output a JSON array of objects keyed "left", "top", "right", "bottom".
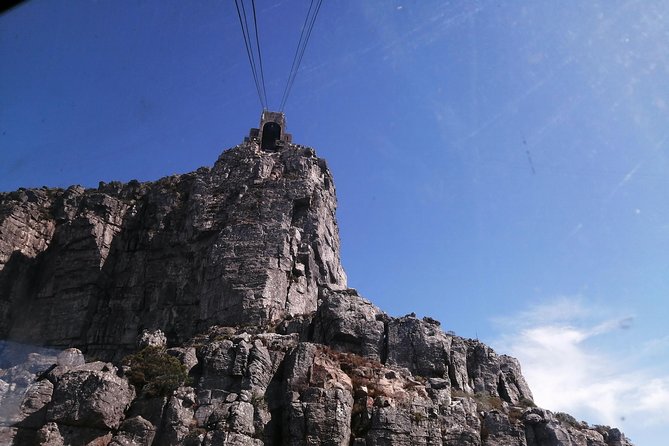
[{"left": 261, "top": 122, "right": 281, "bottom": 151}]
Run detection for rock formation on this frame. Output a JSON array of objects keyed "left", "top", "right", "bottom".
[
  {"left": 0, "top": 143, "right": 345, "bottom": 359},
  {"left": 0, "top": 139, "right": 633, "bottom": 445}
]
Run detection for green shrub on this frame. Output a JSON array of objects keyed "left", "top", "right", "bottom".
[{"left": 122, "top": 346, "right": 189, "bottom": 397}]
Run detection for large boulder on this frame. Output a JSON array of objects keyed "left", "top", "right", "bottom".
[
  {"left": 47, "top": 367, "right": 135, "bottom": 430},
  {"left": 313, "top": 289, "right": 386, "bottom": 361},
  {"left": 109, "top": 416, "right": 156, "bottom": 446}
]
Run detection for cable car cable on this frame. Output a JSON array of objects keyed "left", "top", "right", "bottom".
[
  {"left": 251, "top": 0, "right": 268, "bottom": 108},
  {"left": 240, "top": 0, "right": 267, "bottom": 108},
  {"left": 234, "top": 0, "right": 262, "bottom": 108},
  {"left": 279, "top": 0, "right": 316, "bottom": 111},
  {"left": 234, "top": 0, "right": 266, "bottom": 109},
  {"left": 235, "top": 0, "right": 322, "bottom": 111},
  {"left": 280, "top": 0, "right": 323, "bottom": 111}
]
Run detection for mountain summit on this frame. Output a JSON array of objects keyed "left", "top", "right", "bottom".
[
  {"left": 1, "top": 141, "right": 345, "bottom": 360},
  {"left": 0, "top": 125, "right": 633, "bottom": 445}
]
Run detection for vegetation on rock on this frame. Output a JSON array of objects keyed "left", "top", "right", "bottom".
[{"left": 122, "top": 346, "right": 189, "bottom": 397}]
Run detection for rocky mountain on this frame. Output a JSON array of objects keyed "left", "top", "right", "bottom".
[
  {"left": 0, "top": 143, "right": 344, "bottom": 360},
  {"left": 0, "top": 138, "right": 633, "bottom": 445}
]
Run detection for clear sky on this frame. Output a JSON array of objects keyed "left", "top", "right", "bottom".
[{"left": 2, "top": 1, "right": 668, "bottom": 444}]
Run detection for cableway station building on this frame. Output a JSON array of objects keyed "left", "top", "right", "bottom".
[{"left": 246, "top": 111, "right": 292, "bottom": 151}]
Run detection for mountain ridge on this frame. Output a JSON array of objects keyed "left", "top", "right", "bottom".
[{"left": 0, "top": 141, "right": 633, "bottom": 445}]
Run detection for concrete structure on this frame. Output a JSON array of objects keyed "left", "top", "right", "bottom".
[{"left": 246, "top": 111, "right": 292, "bottom": 150}]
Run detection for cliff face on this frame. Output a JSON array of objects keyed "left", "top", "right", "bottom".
[
  {"left": 0, "top": 144, "right": 345, "bottom": 358},
  {"left": 0, "top": 141, "right": 632, "bottom": 445}
]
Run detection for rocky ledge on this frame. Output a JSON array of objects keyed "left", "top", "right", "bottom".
[
  {"left": 0, "top": 141, "right": 632, "bottom": 445},
  {"left": 0, "top": 291, "right": 631, "bottom": 445}
]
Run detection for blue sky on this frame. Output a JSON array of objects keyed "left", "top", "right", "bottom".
[{"left": 2, "top": 1, "right": 668, "bottom": 444}]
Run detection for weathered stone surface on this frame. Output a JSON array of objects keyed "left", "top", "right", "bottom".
[
  {"left": 0, "top": 140, "right": 633, "bottom": 445},
  {"left": 313, "top": 290, "right": 532, "bottom": 409},
  {"left": 0, "top": 350, "right": 59, "bottom": 445},
  {"left": 35, "top": 422, "right": 63, "bottom": 446},
  {"left": 522, "top": 408, "right": 634, "bottom": 446},
  {"left": 155, "top": 387, "right": 197, "bottom": 445},
  {"left": 442, "top": 396, "right": 481, "bottom": 445},
  {"left": 467, "top": 342, "right": 533, "bottom": 405},
  {"left": 125, "top": 396, "right": 167, "bottom": 431},
  {"left": 167, "top": 346, "right": 199, "bottom": 373},
  {"left": 56, "top": 348, "right": 85, "bottom": 368},
  {"left": 0, "top": 323, "right": 634, "bottom": 446},
  {"left": 386, "top": 314, "right": 452, "bottom": 379},
  {"left": 1, "top": 143, "right": 346, "bottom": 360},
  {"left": 1, "top": 188, "right": 130, "bottom": 350},
  {"left": 15, "top": 379, "right": 53, "bottom": 428},
  {"left": 284, "top": 343, "right": 353, "bottom": 445},
  {"left": 36, "top": 422, "right": 113, "bottom": 446},
  {"left": 313, "top": 288, "right": 386, "bottom": 362},
  {"left": 0, "top": 426, "right": 18, "bottom": 445},
  {"left": 137, "top": 329, "right": 166, "bottom": 349},
  {"left": 47, "top": 368, "right": 134, "bottom": 430},
  {"left": 109, "top": 416, "right": 156, "bottom": 446},
  {"left": 481, "top": 410, "right": 526, "bottom": 445}
]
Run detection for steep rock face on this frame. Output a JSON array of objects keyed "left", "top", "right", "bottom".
[
  {"left": 314, "top": 290, "right": 533, "bottom": 407},
  {"left": 0, "top": 143, "right": 346, "bottom": 358}
]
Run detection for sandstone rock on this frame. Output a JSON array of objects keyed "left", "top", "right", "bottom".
[
  {"left": 365, "top": 405, "right": 412, "bottom": 445},
  {"left": 56, "top": 348, "right": 85, "bottom": 368},
  {"left": 386, "top": 314, "right": 452, "bottom": 379},
  {"left": 125, "top": 396, "right": 167, "bottom": 430},
  {"left": 0, "top": 319, "right": 634, "bottom": 446},
  {"left": 0, "top": 352, "right": 58, "bottom": 437},
  {"left": 109, "top": 416, "right": 156, "bottom": 446},
  {"left": 282, "top": 343, "right": 353, "bottom": 445},
  {"left": 167, "top": 346, "right": 199, "bottom": 372},
  {"left": 0, "top": 426, "right": 18, "bottom": 445},
  {"left": 47, "top": 369, "right": 135, "bottom": 430},
  {"left": 155, "top": 386, "right": 197, "bottom": 445},
  {"left": 442, "top": 396, "right": 481, "bottom": 445},
  {"left": 466, "top": 342, "right": 533, "bottom": 405},
  {"left": 15, "top": 379, "right": 54, "bottom": 428},
  {"left": 137, "top": 329, "right": 167, "bottom": 349},
  {"left": 36, "top": 422, "right": 113, "bottom": 446},
  {"left": 481, "top": 410, "right": 526, "bottom": 445},
  {"left": 1, "top": 143, "right": 346, "bottom": 359},
  {"left": 600, "top": 427, "right": 633, "bottom": 446},
  {"left": 313, "top": 288, "right": 386, "bottom": 362},
  {"left": 203, "top": 430, "right": 262, "bottom": 445},
  {"left": 36, "top": 422, "right": 64, "bottom": 446},
  {"left": 0, "top": 140, "right": 633, "bottom": 445}
]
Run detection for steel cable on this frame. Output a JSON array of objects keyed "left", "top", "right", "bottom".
[
  {"left": 279, "top": 0, "right": 323, "bottom": 111},
  {"left": 251, "top": 0, "right": 268, "bottom": 108},
  {"left": 235, "top": 0, "right": 267, "bottom": 109}
]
